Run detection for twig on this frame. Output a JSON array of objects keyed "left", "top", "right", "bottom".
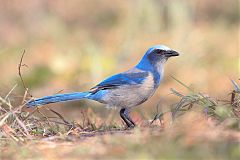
[
  {"left": 81, "top": 109, "right": 87, "bottom": 128},
  {"left": 0, "top": 113, "right": 11, "bottom": 127},
  {"left": 0, "top": 96, "right": 12, "bottom": 108},
  {"left": 37, "top": 108, "right": 52, "bottom": 127},
  {"left": 4, "top": 84, "right": 18, "bottom": 100},
  {"left": 11, "top": 111, "right": 31, "bottom": 138},
  {"left": 21, "top": 88, "right": 29, "bottom": 105},
  {"left": 231, "top": 90, "right": 236, "bottom": 107},
  {"left": 0, "top": 102, "right": 26, "bottom": 120},
  {"left": 18, "top": 50, "right": 27, "bottom": 90},
  {"left": 47, "top": 120, "right": 72, "bottom": 126},
  {"left": 22, "top": 108, "right": 39, "bottom": 122},
  {"left": 151, "top": 99, "right": 163, "bottom": 124},
  {"left": 18, "top": 50, "right": 32, "bottom": 98},
  {"left": 47, "top": 108, "right": 71, "bottom": 126},
  {"left": 55, "top": 89, "right": 64, "bottom": 94}
]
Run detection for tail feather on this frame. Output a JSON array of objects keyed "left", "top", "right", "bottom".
[{"left": 26, "top": 92, "right": 90, "bottom": 108}]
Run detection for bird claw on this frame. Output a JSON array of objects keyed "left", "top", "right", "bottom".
[{"left": 120, "top": 108, "right": 136, "bottom": 128}]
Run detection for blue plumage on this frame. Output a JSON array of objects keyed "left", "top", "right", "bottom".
[
  {"left": 27, "top": 92, "right": 90, "bottom": 107},
  {"left": 92, "top": 72, "right": 149, "bottom": 90},
  {"left": 26, "top": 45, "right": 179, "bottom": 127}
]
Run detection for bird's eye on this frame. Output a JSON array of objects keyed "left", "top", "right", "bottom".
[{"left": 155, "top": 49, "right": 164, "bottom": 55}]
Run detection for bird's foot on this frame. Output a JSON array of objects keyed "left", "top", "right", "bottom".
[{"left": 120, "top": 108, "right": 136, "bottom": 129}]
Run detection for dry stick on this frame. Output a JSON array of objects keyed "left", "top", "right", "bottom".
[
  {"left": 81, "top": 110, "right": 86, "bottom": 128},
  {"left": 36, "top": 108, "right": 53, "bottom": 127},
  {"left": 0, "top": 103, "right": 8, "bottom": 113},
  {"left": 18, "top": 49, "right": 33, "bottom": 100},
  {"left": 8, "top": 101, "right": 32, "bottom": 138},
  {"left": 21, "top": 88, "right": 29, "bottom": 105},
  {"left": 18, "top": 50, "right": 72, "bottom": 131},
  {"left": 43, "top": 116, "right": 60, "bottom": 119},
  {"left": 18, "top": 50, "right": 27, "bottom": 91},
  {"left": 0, "top": 103, "right": 22, "bottom": 120},
  {"left": 17, "top": 50, "right": 45, "bottom": 131},
  {"left": 0, "top": 95, "right": 31, "bottom": 138},
  {"left": 47, "top": 108, "right": 72, "bottom": 126},
  {"left": 55, "top": 89, "right": 64, "bottom": 94},
  {"left": 0, "top": 53, "right": 37, "bottom": 136},
  {"left": 11, "top": 111, "right": 30, "bottom": 138},
  {"left": 18, "top": 50, "right": 36, "bottom": 112},
  {"left": 231, "top": 90, "right": 240, "bottom": 117},
  {"left": 231, "top": 90, "right": 236, "bottom": 107},
  {"left": 0, "top": 96, "right": 12, "bottom": 108},
  {"left": 0, "top": 96, "right": 13, "bottom": 121},
  {"left": 47, "top": 120, "right": 72, "bottom": 126},
  {"left": 4, "top": 84, "right": 18, "bottom": 100},
  {"left": 0, "top": 113, "right": 11, "bottom": 127},
  {"left": 22, "top": 108, "right": 40, "bottom": 122}
]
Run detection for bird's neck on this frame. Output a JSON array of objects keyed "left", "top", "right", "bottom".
[{"left": 136, "top": 59, "right": 165, "bottom": 87}]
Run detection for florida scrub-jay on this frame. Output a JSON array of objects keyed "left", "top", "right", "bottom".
[{"left": 27, "top": 45, "right": 179, "bottom": 127}]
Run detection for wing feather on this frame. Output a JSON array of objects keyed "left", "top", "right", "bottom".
[{"left": 90, "top": 72, "right": 149, "bottom": 93}]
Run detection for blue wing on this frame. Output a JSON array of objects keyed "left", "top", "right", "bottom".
[{"left": 91, "top": 71, "right": 149, "bottom": 92}]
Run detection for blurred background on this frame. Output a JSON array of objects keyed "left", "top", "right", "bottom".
[{"left": 0, "top": 0, "right": 238, "bottom": 122}]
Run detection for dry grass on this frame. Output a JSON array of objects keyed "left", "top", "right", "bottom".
[{"left": 0, "top": 80, "right": 239, "bottom": 160}]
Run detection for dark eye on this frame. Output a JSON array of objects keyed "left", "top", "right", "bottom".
[{"left": 155, "top": 49, "right": 164, "bottom": 55}]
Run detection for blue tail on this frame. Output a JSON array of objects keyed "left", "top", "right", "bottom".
[{"left": 26, "top": 92, "right": 91, "bottom": 108}]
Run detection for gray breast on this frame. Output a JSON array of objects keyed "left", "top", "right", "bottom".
[{"left": 102, "top": 72, "right": 156, "bottom": 108}]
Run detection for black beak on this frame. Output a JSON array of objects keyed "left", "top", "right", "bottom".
[{"left": 164, "top": 50, "right": 179, "bottom": 57}]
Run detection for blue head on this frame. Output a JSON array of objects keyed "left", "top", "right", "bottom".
[{"left": 136, "top": 45, "right": 179, "bottom": 71}]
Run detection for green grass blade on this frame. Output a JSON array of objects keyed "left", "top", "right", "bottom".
[{"left": 171, "top": 76, "right": 194, "bottom": 92}]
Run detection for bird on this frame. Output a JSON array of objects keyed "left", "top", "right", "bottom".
[{"left": 26, "top": 45, "right": 179, "bottom": 128}]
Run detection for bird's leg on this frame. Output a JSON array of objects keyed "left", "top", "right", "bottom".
[{"left": 120, "top": 108, "right": 135, "bottom": 128}]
